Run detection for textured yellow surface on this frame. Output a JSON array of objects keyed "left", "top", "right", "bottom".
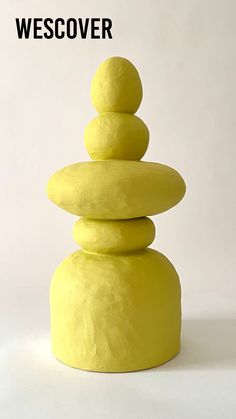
[
  {"left": 84, "top": 112, "right": 149, "bottom": 160},
  {"left": 48, "top": 56, "right": 185, "bottom": 372},
  {"left": 73, "top": 217, "right": 155, "bottom": 253},
  {"left": 91, "top": 57, "right": 143, "bottom": 114},
  {"left": 50, "top": 249, "right": 181, "bottom": 372},
  {"left": 47, "top": 160, "right": 186, "bottom": 219}
]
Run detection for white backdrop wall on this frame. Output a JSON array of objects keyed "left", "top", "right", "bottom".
[{"left": 1, "top": 1, "right": 236, "bottom": 418}]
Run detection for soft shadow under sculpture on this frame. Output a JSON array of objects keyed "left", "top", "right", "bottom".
[{"left": 154, "top": 319, "right": 236, "bottom": 371}]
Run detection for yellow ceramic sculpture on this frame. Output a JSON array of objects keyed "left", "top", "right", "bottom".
[{"left": 48, "top": 56, "right": 186, "bottom": 372}]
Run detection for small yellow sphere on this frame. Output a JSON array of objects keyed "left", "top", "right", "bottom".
[
  {"left": 91, "top": 57, "right": 143, "bottom": 114},
  {"left": 84, "top": 112, "right": 149, "bottom": 160}
]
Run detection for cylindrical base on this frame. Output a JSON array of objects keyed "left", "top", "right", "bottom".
[{"left": 50, "top": 249, "right": 181, "bottom": 372}]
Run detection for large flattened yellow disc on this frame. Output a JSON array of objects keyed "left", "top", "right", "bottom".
[{"left": 47, "top": 160, "right": 186, "bottom": 219}]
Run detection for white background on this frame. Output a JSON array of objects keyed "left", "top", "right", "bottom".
[{"left": 1, "top": 0, "right": 236, "bottom": 418}]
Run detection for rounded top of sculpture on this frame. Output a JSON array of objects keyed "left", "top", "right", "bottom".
[{"left": 91, "top": 57, "right": 143, "bottom": 114}]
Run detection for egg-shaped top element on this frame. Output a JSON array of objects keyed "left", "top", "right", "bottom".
[{"left": 91, "top": 57, "right": 143, "bottom": 114}]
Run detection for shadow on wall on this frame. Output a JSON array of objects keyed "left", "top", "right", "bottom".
[{"left": 156, "top": 319, "right": 236, "bottom": 371}]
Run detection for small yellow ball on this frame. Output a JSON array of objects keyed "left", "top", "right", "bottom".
[
  {"left": 91, "top": 57, "right": 143, "bottom": 114},
  {"left": 84, "top": 112, "right": 149, "bottom": 160}
]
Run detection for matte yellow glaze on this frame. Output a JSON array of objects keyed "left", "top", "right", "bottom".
[
  {"left": 47, "top": 160, "right": 186, "bottom": 219},
  {"left": 73, "top": 217, "right": 155, "bottom": 253},
  {"left": 91, "top": 57, "right": 143, "bottom": 114},
  {"left": 48, "top": 56, "right": 186, "bottom": 372},
  {"left": 84, "top": 112, "right": 149, "bottom": 160},
  {"left": 50, "top": 249, "right": 181, "bottom": 372}
]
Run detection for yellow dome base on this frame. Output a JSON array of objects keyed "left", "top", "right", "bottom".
[{"left": 50, "top": 248, "right": 181, "bottom": 372}]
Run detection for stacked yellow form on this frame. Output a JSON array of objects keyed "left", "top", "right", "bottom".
[{"left": 47, "top": 57, "right": 186, "bottom": 372}]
